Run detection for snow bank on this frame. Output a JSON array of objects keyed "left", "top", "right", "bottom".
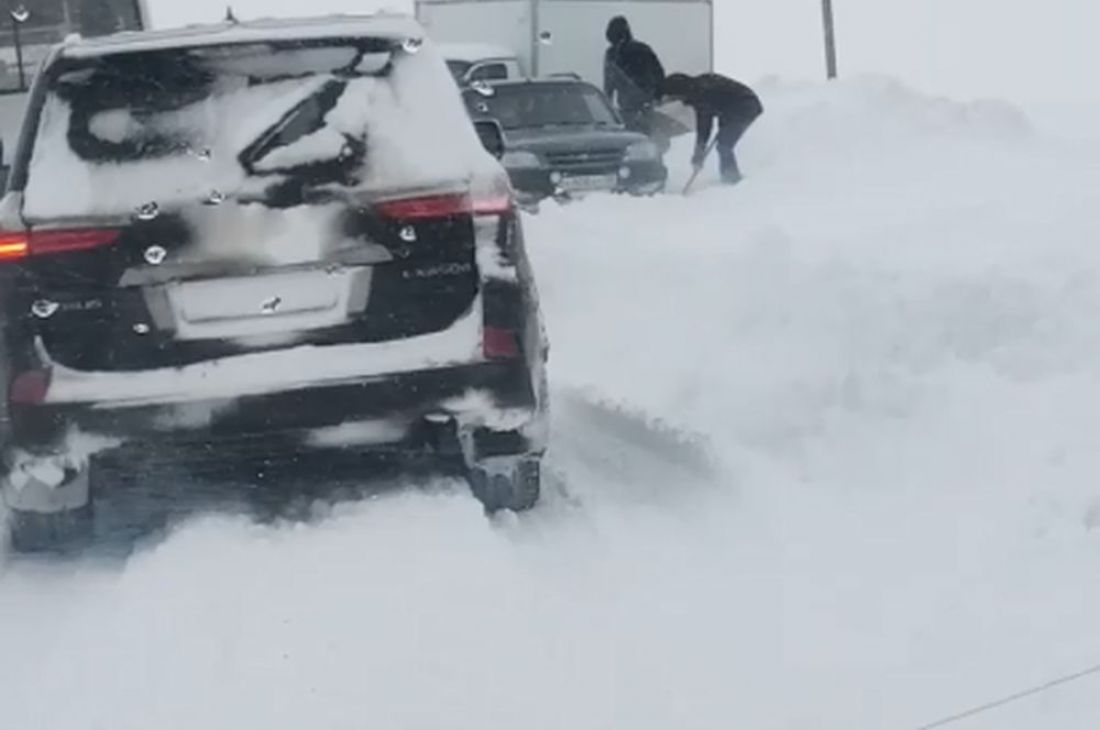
[{"left": 4, "top": 77, "right": 1100, "bottom": 729}]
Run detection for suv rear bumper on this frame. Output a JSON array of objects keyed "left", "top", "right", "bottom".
[{"left": 9, "top": 360, "right": 543, "bottom": 456}]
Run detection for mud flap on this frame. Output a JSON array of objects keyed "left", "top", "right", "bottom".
[
  {"left": 468, "top": 456, "right": 540, "bottom": 514},
  {"left": 458, "top": 425, "right": 542, "bottom": 513},
  {"left": 3, "top": 458, "right": 94, "bottom": 552}
]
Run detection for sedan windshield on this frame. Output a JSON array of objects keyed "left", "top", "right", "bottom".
[{"left": 467, "top": 83, "right": 619, "bottom": 130}]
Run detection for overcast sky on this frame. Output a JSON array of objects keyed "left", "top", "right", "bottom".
[{"left": 147, "top": 0, "right": 1100, "bottom": 104}]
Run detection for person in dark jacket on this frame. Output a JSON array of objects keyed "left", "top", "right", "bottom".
[
  {"left": 603, "top": 16, "right": 665, "bottom": 137},
  {"left": 79, "top": 0, "right": 123, "bottom": 37},
  {"left": 662, "top": 72, "right": 763, "bottom": 184}
]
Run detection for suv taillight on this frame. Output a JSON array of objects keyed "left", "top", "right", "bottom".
[
  {"left": 483, "top": 326, "right": 521, "bottom": 360},
  {"left": 0, "top": 232, "right": 28, "bottom": 262},
  {"left": 376, "top": 193, "right": 470, "bottom": 220},
  {"left": 9, "top": 368, "right": 51, "bottom": 405},
  {"left": 376, "top": 189, "right": 513, "bottom": 221},
  {"left": 0, "top": 228, "right": 121, "bottom": 263}
]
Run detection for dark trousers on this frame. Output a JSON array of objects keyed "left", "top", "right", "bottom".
[{"left": 715, "top": 113, "right": 757, "bottom": 183}]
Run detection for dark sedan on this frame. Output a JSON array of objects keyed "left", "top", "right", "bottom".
[{"left": 463, "top": 79, "right": 667, "bottom": 203}]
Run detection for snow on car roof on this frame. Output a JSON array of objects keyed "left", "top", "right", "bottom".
[
  {"left": 24, "top": 15, "right": 501, "bottom": 223},
  {"left": 60, "top": 13, "right": 422, "bottom": 59},
  {"left": 435, "top": 42, "right": 517, "bottom": 63}
]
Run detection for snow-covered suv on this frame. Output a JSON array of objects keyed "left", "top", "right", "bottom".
[{"left": 0, "top": 15, "right": 549, "bottom": 551}]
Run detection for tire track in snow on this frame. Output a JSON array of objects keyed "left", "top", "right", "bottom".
[{"left": 544, "top": 387, "right": 721, "bottom": 509}]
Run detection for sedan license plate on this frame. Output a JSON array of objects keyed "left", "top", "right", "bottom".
[{"left": 558, "top": 173, "right": 617, "bottom": 193}]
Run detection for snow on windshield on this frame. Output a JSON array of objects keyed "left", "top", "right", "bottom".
[{"left": 22, "top": 39, "right": 490, "bottom": 221}]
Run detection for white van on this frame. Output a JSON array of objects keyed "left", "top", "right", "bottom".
[{"left": 437, "top": 42, "right": 525, "bottom": 85}]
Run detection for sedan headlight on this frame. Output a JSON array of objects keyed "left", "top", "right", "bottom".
[
  {"left": 624, "top": 141, "right": 659, "bottom": 162},
  {"left": 501, "top": 150, "right": 541, "bottom": 169}
]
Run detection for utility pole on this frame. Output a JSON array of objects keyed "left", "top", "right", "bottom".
[
  {"left": 10, "top": 4, "right": 28, "bottom": 91},
  {"left": 821, "top": 0, "right": 838, "bottom": 79},
  {"left": 529, "top": 0, "right": 540, "bottom": 77}
]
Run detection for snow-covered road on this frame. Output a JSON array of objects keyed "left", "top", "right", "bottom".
[{"left": 4, "top": 78, "right": 1100, "bottom": 729}]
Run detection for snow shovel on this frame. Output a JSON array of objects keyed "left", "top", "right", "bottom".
[
  {"left": 650, "top": 102, "right": 693, "bottom": 140},
  {"left": 682, "top": 137, "right": 720, "bottom": 196}
]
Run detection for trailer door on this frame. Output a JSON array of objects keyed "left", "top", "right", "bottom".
[{"left": 417, "top": 0, "right": 535, "bottom": 77}]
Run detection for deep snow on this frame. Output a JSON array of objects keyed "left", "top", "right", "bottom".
[{"left": 4, "top": 77, "right": 1100, "bottom": 729}]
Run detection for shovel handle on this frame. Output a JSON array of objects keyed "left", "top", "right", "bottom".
[{"left": 682, "top": 138, "right": 721, "bottom": 196}]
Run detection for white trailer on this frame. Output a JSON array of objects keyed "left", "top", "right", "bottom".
[{"left": 415, "top": 0, "right": 713, "bottom": 86}]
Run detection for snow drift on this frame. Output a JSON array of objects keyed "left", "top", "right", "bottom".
[{"left": 3, "top": 77, "right": 1100, "bottom": 729}]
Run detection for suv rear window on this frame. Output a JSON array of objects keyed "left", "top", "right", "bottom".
[{"left": 20, "top": 38, "right": 484, "bottom": 220}]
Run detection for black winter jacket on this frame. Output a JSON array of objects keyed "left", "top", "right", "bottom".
[
  {"left": 603, "top": 18, "right": 665, "bottom": 111},
  {"left": 679, "top": 74, "right": 763, "bottom": 150}
]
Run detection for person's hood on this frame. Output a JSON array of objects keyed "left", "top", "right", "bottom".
[{"left": 606, "top": 16, "right": 633, "bottom": 45}]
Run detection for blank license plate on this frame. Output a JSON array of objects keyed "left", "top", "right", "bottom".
[
  {"left": 559, "top": 174, "right": 617, "bottom": 193},
  {"left": 166, "top": 269, "right": 358, "bottom": 340}
]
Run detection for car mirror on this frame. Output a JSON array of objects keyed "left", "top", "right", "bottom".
[
  {"left": 473, "top": 119, "right": 505, "bottom": 159},
  {"left": 470, "top": 80, "right": 495, "bottom": 97}
]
